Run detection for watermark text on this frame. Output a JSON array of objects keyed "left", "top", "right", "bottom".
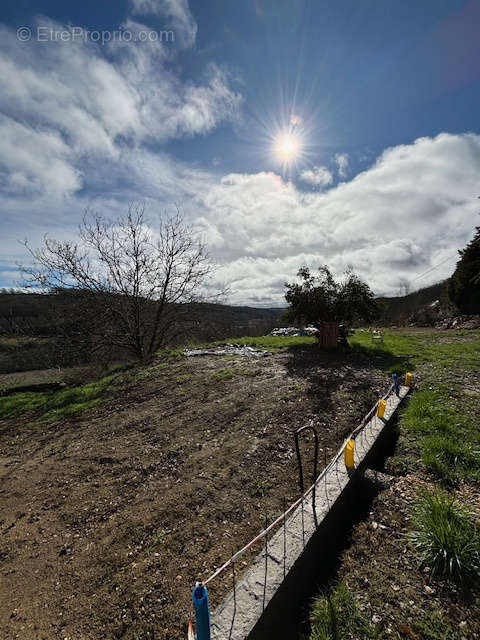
[{"left": 16, "top": 26, "right": 174, "bottom": 45}]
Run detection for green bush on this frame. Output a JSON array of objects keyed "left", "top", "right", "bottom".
[
  {"left": 309, "top": 582, "right": 382, "bottom": 640},
  {"left": 409, "top": 490, "right": 480, "bottom": 590}
]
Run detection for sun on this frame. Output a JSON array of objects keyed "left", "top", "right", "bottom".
[{"left": 274, "top": 131, "right": 302, "bottom": 165}]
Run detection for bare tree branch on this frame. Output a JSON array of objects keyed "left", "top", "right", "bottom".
[{"left": 21, "top": 204, "right": 216, "bottom": 361}]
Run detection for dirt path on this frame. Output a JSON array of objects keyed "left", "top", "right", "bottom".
[{"left": 0, "top": 347, "right": 388, "bottom": 639}]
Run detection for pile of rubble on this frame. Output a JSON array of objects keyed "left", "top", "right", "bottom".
[
  {"left": 270, "top": 326, "right": 318, "bottom": 337},
  {"left": 185, "top": 344, "right": 271, "bottom": 357},
  {"left": 408, "top": 301, "right": 480, "bottom": 329},
  {"left": 436, "top": 314, "right": 480, "bottom": 330}
]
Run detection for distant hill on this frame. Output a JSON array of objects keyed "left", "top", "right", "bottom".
[
  {"left": 0, "top": 281, "right": 456, "bottom": 337},
  {"left": 0, "top": 290, "right": 285, "bottom": 373},
  {"left": 377, "top": 281, "right": 449, "bottom": 325},
  {"left": 0, "top": 290, "right": 284, "bottom": 339}
]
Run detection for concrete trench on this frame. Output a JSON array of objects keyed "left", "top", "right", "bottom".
[{"left": 210, "top": 386, "right": 410, "bottom": 640}]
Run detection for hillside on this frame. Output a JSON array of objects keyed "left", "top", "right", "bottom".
[
  {"left": 0, "top": 291, "right": 283, "bottom": 337},
  {"left": 0, "top": 291, "right": 284, "bottom": 373},
  {"left": 377, "top": 281, "right": 449, "bottom": 325},
  {"left": 0, "top": 282, "right": 456, "bottom": 343},
  {"left": 1, "top": 330, "right": 479, "bottom": 639}
]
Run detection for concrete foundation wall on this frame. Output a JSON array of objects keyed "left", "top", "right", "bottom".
[{"left": 210, "top": 387, "right": 409, "bottom": 640}]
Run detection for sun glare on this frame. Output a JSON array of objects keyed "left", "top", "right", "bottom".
[
  {"left": 274, "top": 131, "right": 301, "bottom": 164},
  {"left": 256, "top": 109, "right": 310, "bottom": 174}
]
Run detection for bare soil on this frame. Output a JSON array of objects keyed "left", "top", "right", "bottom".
[
  {"left": 0, "top": 346, "right": 387, "bottom": 639},
  {"left": 337, "top": 473, "right": 480, "bottom": 639}
]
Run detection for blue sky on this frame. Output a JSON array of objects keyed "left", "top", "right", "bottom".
[{"left": 1, "top": 0, "right": 479, "bottom": 304}]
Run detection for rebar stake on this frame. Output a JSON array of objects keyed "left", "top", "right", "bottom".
[
  {"left": 262, "top": 512, "right": 268, "bottom": 612},
  {"left": 283, "top": 496, "right": 286, "bottom": 579},
  {"left": 228, "top": 551, "right": 236, "bottom": 640}
]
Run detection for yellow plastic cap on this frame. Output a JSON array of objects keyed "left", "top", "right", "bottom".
[
  {"left": 377, "top": 399, "right": 387, "bottom": 419},
  {"left": 344, "top": 439, "right": 355, "bottom": 469}
]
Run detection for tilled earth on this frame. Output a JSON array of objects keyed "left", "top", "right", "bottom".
[{"left": 0, "top": 346, "right": 389, "bottom": 639}]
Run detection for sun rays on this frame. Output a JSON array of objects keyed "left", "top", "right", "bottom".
[{"left": 271, "top": 114, "right": 306, "bottom": 172}]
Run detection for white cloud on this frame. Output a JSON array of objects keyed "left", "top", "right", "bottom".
[
  {"left": 129, "top": 0, "right": 197, "bottom": 47},
  {"left": 198, "top": 133, "right": 480, "bottom": 303},
  {"left": 300, "top": 165, "right": 333, "bottom": 187},
  {"left": 335, "top": 152, "right": 349, "bottom": 178},
  {"left": 0, "top": 18, "right": 240, "bottom": 198},
  {"left": 0, "top": 115, "right": 81, "bottom": 197}
]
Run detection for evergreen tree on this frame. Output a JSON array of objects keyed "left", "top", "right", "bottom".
[{"left": 448, "top": 227, "right": 480, "bottom": 314}]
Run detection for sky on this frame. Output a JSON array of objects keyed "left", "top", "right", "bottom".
[{"left": 1, "top": 0, "right": 480, "bottom": 305}]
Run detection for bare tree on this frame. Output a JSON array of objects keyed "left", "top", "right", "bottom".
[{"left": 22, "top": 204, "right": 214, "bottom": 361}]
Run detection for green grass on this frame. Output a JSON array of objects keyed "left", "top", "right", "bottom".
[
  {"left": 401, "top": 387, "right": 480, "bottom": 484},
  {"left": 238, "top": 366, "right": 262, "bottom": 377},
  {"left": 349, "top": 330, "right": 418, "bottom": 373},
  {"left": 155, "top": 345, "right": 187, "bottom": 359},
  {"left": 175, "top": 373, "right": 192, "bottom": 383},
  {"left": 249, "top": 479, "right": 271, "bottom": 498},
  {"left": 309, "top": 582, "right": 382, "bottom": 640},
  {"left": 349, "top": 328, "right": 480, "bottom": 373},
  {"left": 210, "top": 367, "right": 235, "bottom": 381},
  {"left": 0, "top": 374, "right": 115, "bottom": 422},
  {"left": 413, "top": 611, "right": 459, "bottom": 640},
  {"left": 409, "top": 490, "right": 480, "bottom": 590},
  {"left": 133, "top": 361, "right": 169, "bottom": 382},
  {"left": 195, "top": 335, "right": 316, "bottom": 350},
  {"left": 421, "top": 435, "right": 479, "bottom": 485}
]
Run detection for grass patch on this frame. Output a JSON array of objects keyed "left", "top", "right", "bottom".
[
  {"left": 349, "top": 331, "right": 416, "bottom": 374},
  {"left": 309, "top": 582, "right": 382, "bottom": 640},
  {"left": 249, "top": 480, "right": 271, "bottom": 498},
  {"left": 210, "top": 367, "right": 235, "bottom": 381},
  {"left": 238, "top": 367, "right": 262, "bottom": 377},
  {"left": 413, "top": 611, "right": 458, "bottom": 640},
  {"left": 401, "top": 387, "right": 480, "bottom": 484},
  {"left": 133, "top": 361, "right": 169, "bottom": 382},
  {"left": 0, "top": 374, "right": 115, "bottom": 422},
  {"left": 155, "top": 346, "right": 186, "bottom": 359},
  {"left": 409, "top": 490, "right": 480, "bottom": 590},
  {"left": 197, "top": 335, "right": 316, "bottom": 350},
  {"left": 349, "top": 328, "right": 480, "bottom": 373},
  {"left": 421, "top": 435, "right": 479, "bottom": 485},
  {"left": 175, "top": 374, "right": 192, "bottom": 383}
]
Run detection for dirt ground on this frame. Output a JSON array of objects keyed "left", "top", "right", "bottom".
[
  {"left": 338, "top": 473, "right": 480, "bottom": 639},
  {"left": 0, "top": 345, "right": 389, "bottom": 639}
]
